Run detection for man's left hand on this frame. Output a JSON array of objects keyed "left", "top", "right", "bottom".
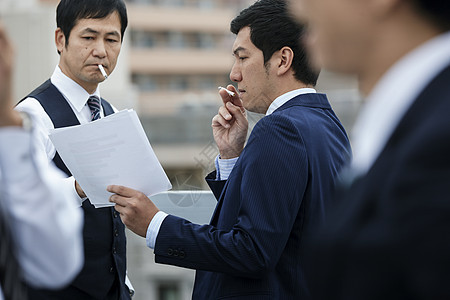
[{"left": 107, "top": 185, "right": 159, "bottom": 237}]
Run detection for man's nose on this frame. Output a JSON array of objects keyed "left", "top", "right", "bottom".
[
  {"left": 230, "top": 64, "right": 242, "bottom": 82},
  {"left": 92, "top": 40, "right": 107, "bottom": 58}
]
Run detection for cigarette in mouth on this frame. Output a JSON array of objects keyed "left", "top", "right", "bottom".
[
  {"left": 98, "top": 64, "right": 108, "bottom": 79},
  {"left": 218, "top": 86, "right": 235, "bottom": 97}
]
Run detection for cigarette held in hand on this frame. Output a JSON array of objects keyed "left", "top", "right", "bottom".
[
  {"left": 218, "top": 86, "right": 235, "bottom": 97},
  {"left": 98, "top": 64, "right": 108, "bottom": 79}
]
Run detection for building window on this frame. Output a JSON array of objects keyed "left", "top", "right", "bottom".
[
  {"left": 168, "top": 76, "right": 189, "bottom": 91},
  {"left": 132, "top": 74, "right": 159, "bottom": 91},
  {"left": 130, "top": 29, "right": 230, "bottom": 50},
  {"left": 130, "top": 30, "right": 157, "bottom": 48},
  {"left": 131, "top": 74, "right": 231, "bottom": 92}
]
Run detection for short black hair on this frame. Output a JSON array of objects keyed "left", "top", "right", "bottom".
[
  {"left": 57, "top": 0, "right": 128, "bottom": 46},
  {"left": 412, "top": 0, "right": 450, "bottom": 30},
  {"left": 230, "top": 0, "right": 319, "bottom": 86}
]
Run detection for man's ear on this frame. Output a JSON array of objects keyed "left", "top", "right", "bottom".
[
  {"left": 276, "top": 46, "right": 294, "bottom": 76},
  {"left": 55, "top": 28, "right": 66, "bottom": 54}
]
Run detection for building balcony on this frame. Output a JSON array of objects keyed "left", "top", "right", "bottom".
[
  {"left": 129, "top": 49, "right": 233, "bottom": 74},
  {"left": 127, "top": 4, "right": 235, "bottom": 33}
]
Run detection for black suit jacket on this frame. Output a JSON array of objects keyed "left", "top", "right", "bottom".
[{"left": 311, "top": 64, "right": 450, "bottom": 299}]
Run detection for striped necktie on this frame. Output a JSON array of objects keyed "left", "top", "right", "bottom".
[
  {"left": 87, "top": 96, "right": 101, "bottom": 121},
  {"left": 0, "top": 199, "right": 27, "bottom": 300}
]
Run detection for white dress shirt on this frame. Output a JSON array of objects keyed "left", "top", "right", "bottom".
[
  {"left": 145, "top": 88, "right": 317, "bottom": 249},
  {"left": 15, "top": 66, "right": 117, "bottom": 206},
  {"left": 351, "top": 31, "right": 450, "bottom": 177},
  {"left": 0, "top": 118, "right": 83, "bottom": 299}
]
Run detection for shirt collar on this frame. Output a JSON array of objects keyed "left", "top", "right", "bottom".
[
  {"left": 50, "top": 66, "right": 101, "bottom": 113},
  {"left": 351, "top": 31, "right": 450, "bottom": 175},
  {"left": 266, "top": 88, "right": 317, "bottom": 116}
]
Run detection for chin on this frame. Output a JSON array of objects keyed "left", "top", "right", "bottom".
[
  {"left": 89, "top": 75, "right": 104, "bottom": 83},
  {"left": 246, "top": 105, "right": 266, "bottom": 114}
]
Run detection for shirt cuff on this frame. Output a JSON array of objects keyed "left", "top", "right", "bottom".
[
  {"left": 60, "top": 177, "right": 87, "bottom": 206},
  {"left": 146, "top": 211, "right": 168, "bottom": 249},
  {"left": 216, "top": 155, "right": 239, "bottom": 181},
  {"left": 0, "top": 128, "right": 33, "bottom": 180}
]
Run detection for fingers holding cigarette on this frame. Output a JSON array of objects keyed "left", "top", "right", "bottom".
[
  {"left": 218, "top": 85, "right": 244, "bottom": 111},
  {"left": 218, "top": 86, "right": 235, "bottom": 97},
  {"left": 211, "top": 97, "right": 248, "bottom": 159},
  {"left": 212, "top": 99, "right": 247, "bottom": 130},
  {"left": 213, "top": 105, "right": 233, "bottom": 129}
]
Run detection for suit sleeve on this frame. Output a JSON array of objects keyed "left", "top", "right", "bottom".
[{"left": 154, "top": 115, "right": 308, "bottom": 278}]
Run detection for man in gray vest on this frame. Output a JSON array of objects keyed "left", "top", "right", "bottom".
[{"left": 16, "top": 0, "right": 132, "bottom": 299}]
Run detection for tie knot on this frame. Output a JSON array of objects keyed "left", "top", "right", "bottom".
[{"left": 87, "top": 96, "right": 101, "bottom": 121}]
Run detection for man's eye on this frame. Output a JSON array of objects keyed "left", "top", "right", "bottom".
[
  {"left": 239, "top": 57, "right": 248, "bottom": 61},
  {"left": 83, "top": 37, "right": 94, "bottom": 40},
  {"left": 107, "top": 39, "right": 119, "bottom": 43}
]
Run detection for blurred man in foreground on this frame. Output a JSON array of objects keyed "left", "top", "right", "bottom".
[
  {"left": 290, "top": 0, "right": 450, "bottom": 298},
  {"left": 0, "top": 21, "right": 83, "bottom": 300}
]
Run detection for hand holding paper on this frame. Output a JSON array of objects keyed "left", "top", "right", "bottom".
[{"left": 107, "top": 185, "right": 159, "bottom": 237}]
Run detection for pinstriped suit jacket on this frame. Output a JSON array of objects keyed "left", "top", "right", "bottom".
[{"left": 155, "top": 93, "right": 351, "bottom": 299}]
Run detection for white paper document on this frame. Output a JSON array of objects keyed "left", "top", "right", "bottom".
[{"left": 49, "top": 110, "right": 172, "bottom": 208}]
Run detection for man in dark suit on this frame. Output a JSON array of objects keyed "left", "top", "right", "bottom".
[
  {"left": 108, "top": 0, "right": 351, "bottom": 298},
  {"left": 16, "top": 0, "right": 132, "bottom": 299},
  {"left": 290, "top": 0, "right": 450, "bottom": 298}
]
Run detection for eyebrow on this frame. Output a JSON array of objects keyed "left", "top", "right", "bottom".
[
  {"left": 81, "top": 28, "right": 121, "bottom": 38},
  {"left": 233, "top": 47, "right": 248, "bottom": 56}
]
